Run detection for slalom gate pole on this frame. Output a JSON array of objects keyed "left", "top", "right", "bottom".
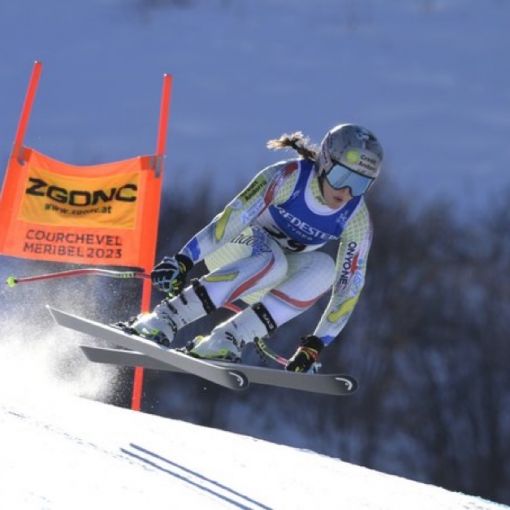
[
  {"left": 11, "top": 60, "right": 42, "bottom": 163},
  {"left": 131, "top": 73, "right": 173, "bottom": 412}
]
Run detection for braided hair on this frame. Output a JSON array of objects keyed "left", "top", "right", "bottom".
[{"left": 266, "top": 131, "right": 318, "bottom": 161}]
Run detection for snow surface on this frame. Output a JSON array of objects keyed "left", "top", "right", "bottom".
[{"left": 0, "top": 344, "right": 507, "bottom": 510}]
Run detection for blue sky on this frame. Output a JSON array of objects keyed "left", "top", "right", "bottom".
[{"left": 1, "top": 0, "right": 509, "bottom": 211}]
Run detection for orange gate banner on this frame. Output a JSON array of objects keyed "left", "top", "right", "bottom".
[{"left": 0, "top": 147, "right": 162, "bottom": 269}]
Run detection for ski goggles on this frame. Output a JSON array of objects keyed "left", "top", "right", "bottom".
[{"left": 324, "top": 163, "right": 374, "bottom": 197}]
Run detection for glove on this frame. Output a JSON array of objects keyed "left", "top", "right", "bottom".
[
  {"left": 286, "top": 335, "right": 324, "bottom": 372},
  {"left": 151, "top": 254, "right": 193, "bottom": 295}
]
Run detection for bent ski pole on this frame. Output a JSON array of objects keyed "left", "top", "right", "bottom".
[{"left": 5, "top": 268, "right": 150, "bottom": 288}]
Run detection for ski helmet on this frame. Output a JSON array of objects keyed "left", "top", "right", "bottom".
[{"left": 316, "top": 124, "right": 383, "bottom": 196}]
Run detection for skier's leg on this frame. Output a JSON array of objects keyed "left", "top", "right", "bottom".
[
  {"left": 188, "top": 251, "right": 336, "bottom": 361},
  {"left": 260, "top": 251, "right": 336, "bottom": 326},
  {"left": 187, "top": 302, "right": 278, "bottom": 361},
  {"left": 124, "top": 281, "right": 217, "bottom": 346},
  {"left": 200, "top": 226, "right": 288, "bottom": 307},
  {"left": 128, "top": 227, "right": 287, "bottom": 346}
]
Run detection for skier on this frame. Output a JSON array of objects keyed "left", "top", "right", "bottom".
[{"left": 121, "top": 124, "right": 383, "bottom": 372}]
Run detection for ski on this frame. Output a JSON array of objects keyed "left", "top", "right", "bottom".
[
  {"left": 80, "top": 345, "right": 358, "bottom": 396},
  {"left": 46, "top": 306, "right": 248, "bottom": 391}
]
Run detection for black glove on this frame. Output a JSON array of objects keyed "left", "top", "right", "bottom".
[
  {"left": 151, "top": 254, "right": 193, "bottom": 295},
  {"left": 286, "top": 335, "right": 324, "bottom": 372}
]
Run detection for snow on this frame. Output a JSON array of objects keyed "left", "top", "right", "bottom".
[{"left": 0, "top": 349, "right": 506, "bottom": 510}]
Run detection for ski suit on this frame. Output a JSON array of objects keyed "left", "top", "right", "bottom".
[{"left": 180, "top": 158, "right": 372, "bottom": 346}]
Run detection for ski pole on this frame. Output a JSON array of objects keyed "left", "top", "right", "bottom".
[
  {"left": 5, "top": 268, "right": 150, "bottom": 288},
  {"left": 254, "top": 338, "right": 288, "bottom": 366}
]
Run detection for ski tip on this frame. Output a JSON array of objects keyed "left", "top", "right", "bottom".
[
  {"left": 227, "top": 370, "right": 249, "bottom": 391},
  {"left": 45, "top": 304, "right": 60, "bottom": 317},
  {"left": 45, "top": 305, "right": 67, "bottom": 325}
]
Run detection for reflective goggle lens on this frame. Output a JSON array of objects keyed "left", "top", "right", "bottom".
[{"left": 325, "top": 163, "right": 374, "bottom": 196}]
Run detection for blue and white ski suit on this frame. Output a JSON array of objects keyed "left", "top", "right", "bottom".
[{"left": 180, "top": 158, "right": 373, "bottom": 346}]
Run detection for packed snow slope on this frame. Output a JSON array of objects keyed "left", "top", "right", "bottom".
[{"left": 1, "top": 383, "right": 507, "bottom": 509}]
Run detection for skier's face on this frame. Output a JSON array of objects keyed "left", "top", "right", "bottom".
[{"left": 321, "top": 179, "right": 353, "bottom": 209}]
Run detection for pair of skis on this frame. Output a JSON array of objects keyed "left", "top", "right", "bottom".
[{"left": 47, "top": 306, "right": 357, "bottom": 396}]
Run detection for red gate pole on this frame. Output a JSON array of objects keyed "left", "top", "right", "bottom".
[
  {"left": 0, "top": 61, "right": 43, "bottom": 251},
  {"left": 131, "top": 74, "right": 173, "bottom": 411},
  {"left": 12, "top": 61, "right": 43, "bottom": 163}
]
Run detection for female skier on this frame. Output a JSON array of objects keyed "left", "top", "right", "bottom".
[{"left": 122, "top": 123, "right": 383, "bottom": 372}]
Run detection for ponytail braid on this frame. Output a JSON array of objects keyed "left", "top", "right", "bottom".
[{"left": 266, "top": 131, "right": 318, "bottom": 161}]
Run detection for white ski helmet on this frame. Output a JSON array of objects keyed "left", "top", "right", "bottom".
[{"left": 316, "top": 124, "right": 383, "bottom": 196}]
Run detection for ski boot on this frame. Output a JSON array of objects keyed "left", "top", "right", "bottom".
[
  {"left": 115, "top": 302, "right": 178, "bottom": 347},
  {"left": 187, "top": 331, "right": 244, "bottom": 362},
  {"left": 187, "top": 303, "right": 277, "bottom": 362},
  {"left": 115, "top": 280, "right": 214, "bottom": 347}
]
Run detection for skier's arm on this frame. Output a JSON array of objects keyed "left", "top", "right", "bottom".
[
  {"left": 313, "top": 202, "right": 373, "bottom": 346},
  {"left": 179, "top": 162, "right": 291, "bottom": 264}
]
